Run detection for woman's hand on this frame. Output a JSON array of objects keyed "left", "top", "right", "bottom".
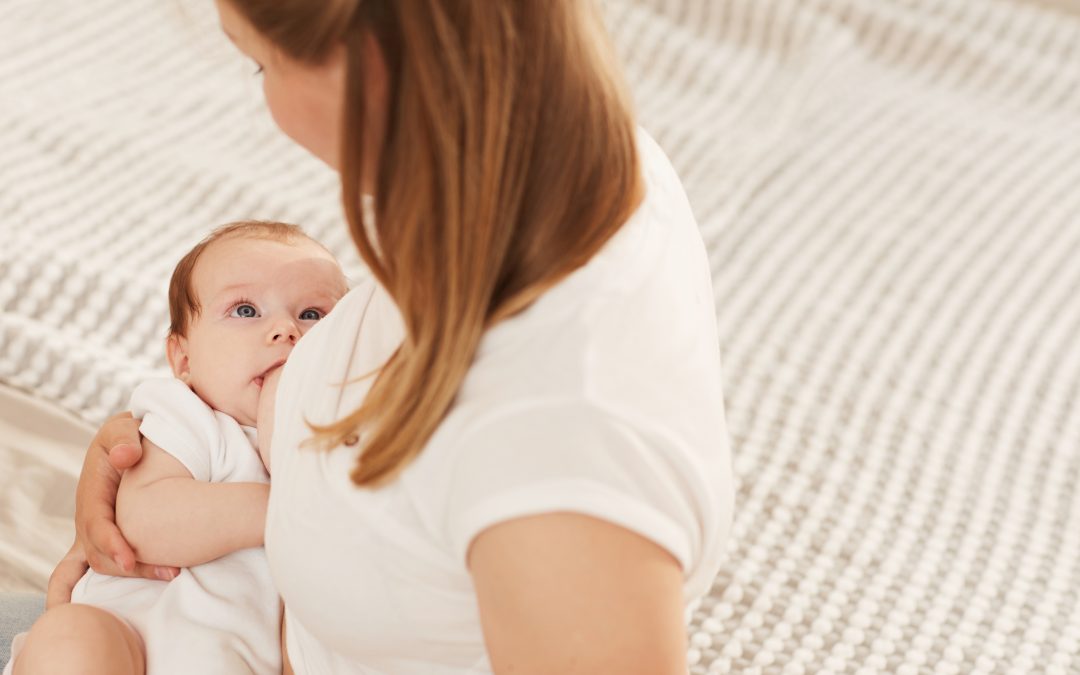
[
  {"left": 46, "top": 412, "right": 180, "bottom": 608},
  {"left": 45, "top": 541, "right": 89, "bottom": 609}
]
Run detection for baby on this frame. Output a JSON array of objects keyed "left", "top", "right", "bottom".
[{"left": 7, "top": 220, "right": 348, "bottom": 675}]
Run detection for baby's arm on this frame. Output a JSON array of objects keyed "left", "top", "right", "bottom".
[{"left": 115, "top": 437, "right": 268, "bottom": 568}]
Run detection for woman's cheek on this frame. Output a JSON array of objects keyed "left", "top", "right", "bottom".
[
  {"left": 265, "top": 77, "right": 339, "bottom": 167},
  {"left": 263, "top": 79, "right": 292, "bottom": 137}
]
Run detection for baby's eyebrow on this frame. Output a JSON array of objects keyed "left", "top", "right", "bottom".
[
  {"left": 206, "top": 284, "right": 256, "bottom": 309},
  {"left": 217, "top": 282, "right": 255, "bottom": 295}
]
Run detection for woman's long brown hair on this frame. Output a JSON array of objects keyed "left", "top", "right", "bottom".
[{"left": 229, "top": 0, "right": 643, "bottom": 486}]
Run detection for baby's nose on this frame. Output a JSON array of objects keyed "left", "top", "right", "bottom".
[{"left": 268, "top": 320, "right": 300, "bottom": 344}]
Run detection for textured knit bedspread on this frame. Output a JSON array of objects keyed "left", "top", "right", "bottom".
[{"left": 2, "top": 0, "right": 1079, "bottom": 672}]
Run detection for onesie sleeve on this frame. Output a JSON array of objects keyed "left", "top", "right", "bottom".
[
  {"left": 129, "top": 378, "right": 221, "bottom": 482},
  {"left": 444, "top": 402, "right": 729, "bottom": 586}
]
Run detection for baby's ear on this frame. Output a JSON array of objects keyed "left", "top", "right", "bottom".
[{"left": 166, "top": 334, "right": 191, "bottom": 382}]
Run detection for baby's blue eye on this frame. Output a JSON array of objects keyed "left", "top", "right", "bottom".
[
  {"left": 231, "top": 304, "right": 258, "bottom": 318},
  {"left": 299, "top": 308, "right": 323, "bottom": 321}
]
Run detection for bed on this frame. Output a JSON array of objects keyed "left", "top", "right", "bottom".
[{"left": 1, "top": 0, "right": 1078, "bottom": 672}]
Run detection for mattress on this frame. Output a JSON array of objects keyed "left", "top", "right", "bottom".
[{"left": 1, "top": 0, "right": 1078, "bottom": 672}]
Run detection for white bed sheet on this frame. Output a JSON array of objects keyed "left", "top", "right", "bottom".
[{"left": 0, "top": 385, "right": 91, "bottom": 593}]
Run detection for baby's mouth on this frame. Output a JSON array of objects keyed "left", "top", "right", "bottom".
[{"left": 254, "top": 359, "right": 287, "bottom": 388}]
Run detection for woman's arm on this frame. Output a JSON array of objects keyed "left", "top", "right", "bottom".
[
  {"left": 468, "top": 513, "right": 688, "bottom": 675},
  {"left": 47, "top": 414, "right": 179, "bottom": 609},
  {"left": 115, "top": 437, "right": 269, "bottom": 568}
]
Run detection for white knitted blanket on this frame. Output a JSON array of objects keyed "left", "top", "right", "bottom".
[{"left": 2, "top": 0, "right": 1079, "bottom": 672}]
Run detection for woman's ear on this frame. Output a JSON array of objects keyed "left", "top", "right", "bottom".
[{"left": 166, "top": 335, "right": 192, "bottom": 382}]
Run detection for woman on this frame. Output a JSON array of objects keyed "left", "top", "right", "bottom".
[{"left": 15, "top": 0, "right": 733, "bottom": 672}]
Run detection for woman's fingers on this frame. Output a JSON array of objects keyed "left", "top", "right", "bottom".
[
  {"left": 101, "top": 411, "right": 137, "bottom": 439},
  {"left": 141, "top": 563, "right": 181, "bottom": 582},
  {"left": 73, "top": 411, "right": 174, "bottom": 582},
  {"left": 46, "top": 537, "right": 179, "bottom": 612},
  {"left": 85, "top": 518, "right": 135, "bottom": 574},
  {"left": 101, "top": 414, "right": 141, "bottom": 472},
  {"left": 62, "top": 411, "right": 179, "bottom": 589},
  {"left": 107, "top": 442, "right": 144, "bottom": 472},
  {"left": 46, "top": 542, "right": 87, "bottom": 609},
  {"left": 83, "top": 517, "right": 179, "bottom": 581},
  {"left": 75, "top": 448, "right": 123, "bottom": 555}
]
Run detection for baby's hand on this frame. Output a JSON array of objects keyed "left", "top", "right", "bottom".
[{"left": 256, "top": 365, "right": 285, "bottom": 473}]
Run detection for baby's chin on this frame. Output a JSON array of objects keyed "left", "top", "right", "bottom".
[
  {"left": 219, "top": 398, "right": 258, "bottom": 428},
  {"left": 186, "top": 381, "right": 257, "bottom": 427}
]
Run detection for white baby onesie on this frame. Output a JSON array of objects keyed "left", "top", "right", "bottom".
[{"left": 5, "top": 378, "right": 280, "bottom": 675}]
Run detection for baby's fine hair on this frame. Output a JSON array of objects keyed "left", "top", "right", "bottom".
[{"left": 168, "top": 220, "right": 320, "bottom": 338}]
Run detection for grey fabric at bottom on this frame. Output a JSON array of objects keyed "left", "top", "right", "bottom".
[{"left": 0, "top": 593, "right": 43, "bottom": 669}]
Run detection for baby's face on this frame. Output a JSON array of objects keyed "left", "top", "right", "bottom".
[{"left": 168, "top": 235, "right": 347, "bottom": 426}]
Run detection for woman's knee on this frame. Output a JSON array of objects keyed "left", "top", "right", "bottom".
[{"left": 14, "top": 604, "right": 143, "bottom": 675}]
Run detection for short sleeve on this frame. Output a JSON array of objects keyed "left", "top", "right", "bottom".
[
  {"left": 129, "top": 378, "right": 220, "bottom": 482},
  {"left": 444, "top": 402, "right": 724, "bottom": 583}
]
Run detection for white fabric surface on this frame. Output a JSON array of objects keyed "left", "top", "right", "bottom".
[
  {"left": 266, "top": 129, "right": 732, "bottom": 674},
  {"left": 0, "top": 386, "right": 88, "bottom": 595},
  {"left": 1, "top": 0, "right": 1079, "bottom": 672},
  {"left": 134, "top": 378, "right": 263, "bottom": 483}
]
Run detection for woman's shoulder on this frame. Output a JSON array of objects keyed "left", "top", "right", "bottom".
[
  {"left": 461, "top": 128, "right": 720, "bottom": 414},
  {"left": 417, "top": 124, "right": 731, "bottom": 523}
]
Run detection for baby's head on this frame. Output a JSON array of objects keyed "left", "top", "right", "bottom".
[{"left": 166, "top": 221, "right": 348, "bottom": 426}]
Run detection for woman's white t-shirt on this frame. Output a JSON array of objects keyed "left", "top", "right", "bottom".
[{"left": 266, "top": 129, "right": 734, "bottom": 675}]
